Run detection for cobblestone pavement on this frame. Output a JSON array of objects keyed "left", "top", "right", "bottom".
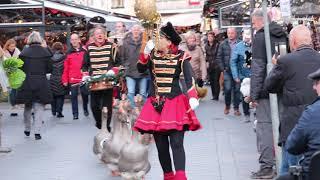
[{"left": 0, "top": 94, "right": 259, "bottom": 180}]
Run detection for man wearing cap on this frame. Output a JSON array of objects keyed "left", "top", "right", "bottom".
[
  {"left": 134, "top": 22, "right": 201, "bottom": 180},
  {"left": 265, "top": 25, "right": 320, "bottom": 176},
  {"left": 276, "top": 68, "right": 320, "bottom": 180}
]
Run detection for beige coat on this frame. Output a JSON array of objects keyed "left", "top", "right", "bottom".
[
  {"left": 3, "top": 48, "right": 21, "bottom": 59},
  {"left": 180, "top": 44, "right": 207, "bottom": 80}
]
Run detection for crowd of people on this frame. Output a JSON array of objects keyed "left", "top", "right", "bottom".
[{"left": 0, "top": 7, "right": 320, "bottom": 179}]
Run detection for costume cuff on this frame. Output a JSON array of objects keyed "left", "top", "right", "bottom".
[
  {"left": 138, "top": 53, "right": 149, "bottom": 64},
  {"left": 187, "top": 87, "right": 198, "bottom": 99}
]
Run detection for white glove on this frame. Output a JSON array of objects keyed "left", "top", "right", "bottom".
[
  {"left": 46, "top": 73, "right": 51, "bottom": 80},
  {"left": 82, "top": 75, "right": 90, "bottom": 82},
  {"left": 189, "top": 98, "right": 199, "bottom": 110},
  {"left": 144, "top": 40, "right": 155, "bottom": 55}
]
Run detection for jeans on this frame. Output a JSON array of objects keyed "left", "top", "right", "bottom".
[
  {"left": 51, "top": 95, "right": 65, "bottom": 114},
  {"left": 24, "top": 102, "right": 45, "bottom": 134},
  {"left": 280, "top": 147, "right": 302, "bottom": 175},
  {"left": 242, "top": 97, "right": 250, "bottom": 116},
  {"left": 70, "top": 85, "right": 89, "bottom": 116},
  {"left": 126, "top": 76, "right": 148, "bottom": 107},
  {"left": 9, "top": 89, "right": 17, "bottom": 106},
  {"left": 223, "top": 72, "right": 241, "bottom": 109}
]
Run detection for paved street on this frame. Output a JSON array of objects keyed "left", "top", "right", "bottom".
[{"left": 0, "top": 93, "right": 259, "bottom": 180}]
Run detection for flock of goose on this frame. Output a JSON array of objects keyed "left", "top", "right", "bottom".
[{"left": 93, "top": 94, "right": 152, "bottom": 180}]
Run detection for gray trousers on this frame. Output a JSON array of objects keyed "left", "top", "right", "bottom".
[
  {"left": 24, "top": 102, "right": 45, "bottom": 134},
  {"left": 256, "top": 99, "right": 275, "bottom": 169}
]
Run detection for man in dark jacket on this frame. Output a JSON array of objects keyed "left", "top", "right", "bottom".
[
  {"left": 120, "top": 25, "right": 148, "bottom": 107},
  {"left": 216, "top": 28, "right": 241, "bottom": 115},
  {"left": 266, "top": 25, "right": 320, "bottom": 175},
  {"left": 205, "top": 32, "right": 220, "bottom": 100},
  {"left": 249, "top": 9, "right": 287, "bottom": 179},
  {"left": 276, "top": 68, "right": 320, "bottom": 180}
]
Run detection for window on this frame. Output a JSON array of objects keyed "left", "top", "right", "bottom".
[{"left": 111, "top": 0, "right": 124, "bottom": 8}]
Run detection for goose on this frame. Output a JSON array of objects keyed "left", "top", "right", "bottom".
[
  {"left": 93, "top": 107, "right": 111, "bottom": 158},
  {"left": 118, "top": 94, "right": 151, "bottom": 180},
  {"left": 101, "top": 96, "right": 132, "bottom": 176}
]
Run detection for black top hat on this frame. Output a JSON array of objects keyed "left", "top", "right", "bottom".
[
  {"left": 160, "top": 22, "right": 182, "bottom": 46},
  {"left": 89, "top": 16, "right": 106, "bottom": 24},
  {"left": 87, "top": 16, "right": 106, "bottom": 30},
  {"left": 308, "top": 68, "right": 320, "bottom": 81}
]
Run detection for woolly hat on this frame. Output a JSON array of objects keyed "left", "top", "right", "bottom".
[{"left": 160, "top": 22, "right": 182, "bottom": 46}]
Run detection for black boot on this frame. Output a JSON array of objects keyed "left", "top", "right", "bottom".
[
  {"left": 35, "top": 134, "right": 41, "bottom": 140},
  {"left": 57, "top": 112, "right": 64, "bottom": 118},
  {"left": 24, "top": 131, "right": 30, "bottom": 137}
]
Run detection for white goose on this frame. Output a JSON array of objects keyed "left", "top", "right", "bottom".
[
  {"left": 101, "top": 96, "right": 132, "bottom": 176},
  {"left": 93, "top": 107, "right": 111, "bottom": 158}
]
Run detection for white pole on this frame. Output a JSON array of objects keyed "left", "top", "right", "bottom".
[{"left": 0, "top": 112, "right": 12, "bottom": 153}]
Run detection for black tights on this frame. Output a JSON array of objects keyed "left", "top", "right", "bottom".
[{"left": 154, "top": 131, "right": 185, "bottom": 173}]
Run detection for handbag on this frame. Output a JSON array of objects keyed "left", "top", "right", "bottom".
[{"left": 151, "top": 96, "right": 166, "bottom": 113}]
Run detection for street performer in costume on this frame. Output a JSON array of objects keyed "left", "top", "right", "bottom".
[
  {"left": 134, "top": 22, "right": 202, "bottom": 180},
  {"left": 82, "top": 26, "right": 119, "bottom": 131}
]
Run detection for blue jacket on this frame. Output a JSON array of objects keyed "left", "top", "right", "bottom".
[
  {"left": 230, "top": 41, "right": 251, "bottom": 80},
  {"left": 286, "top": 97, "right": 320, "bottom": 174}
]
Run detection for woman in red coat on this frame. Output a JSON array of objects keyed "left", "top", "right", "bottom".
[{"left": 134, "top": 22, "right": 201, "bottom": 180}]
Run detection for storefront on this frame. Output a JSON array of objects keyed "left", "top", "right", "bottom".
[{"left": 0, "top": 0, "right": 137, "bottom": 50}]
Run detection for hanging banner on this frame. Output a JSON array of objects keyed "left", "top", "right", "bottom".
[{"left": 280, "top": 0, "right": 291, "bottom": 18}]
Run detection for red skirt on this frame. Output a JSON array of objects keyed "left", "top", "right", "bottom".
[{"left": 133, "top": 94, "right": 202, "bottom": 133}]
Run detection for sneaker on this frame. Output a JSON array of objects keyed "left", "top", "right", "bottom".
[
  {"left": 35, "top": 134, "right": 41, "bottom": 140},
  {"left": 24, "top": 131, "right": 30, "bottom": 137},
  {"left": 10, "top": 113, "right": 18, "bottom": 117},
  {"left": 52, "top": 111, "right": 56, "bottom": 116},
  {"left": 73, "top": 115, "right": 79, "bottom": 120},
  {"left": 243, "top": 115, "right": 251, "bottom": 123},
  {"left": 234, "top": 109, "right": 241, "bottom": 116},
  {"left": 224, "top": 106, "right": 230, "bottom": 115},
  {"left": 250, "top": 168, "right": 275, "bottom": 179}
]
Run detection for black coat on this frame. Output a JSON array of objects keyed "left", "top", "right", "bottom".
[
  {"left": 286, "top": 97, "right": 320, "bottom": 174},
  {"left": 50, "top": 51, "right": 67, "bottom": 96},
  {"left": 16, "top": 44, "right": 53, "bottom": 104},
  {"left": 250, "top": 22, "right": 288, "bottom": 100},
  {"left": 265, "top": 45, "right": 320, "bottom": 144},
  {"left": 216, "top": 39, "right": 240, "bottom": 73},
  {"left": 205, "top": 41, "right": 219, "bottom": 71}
]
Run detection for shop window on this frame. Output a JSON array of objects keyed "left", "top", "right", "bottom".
[{"left": 111, "top": 0, "right": 124, "bottom": 9}]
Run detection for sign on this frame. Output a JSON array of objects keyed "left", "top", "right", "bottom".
[
  {"left": 280, "top": 0, "right": 291, "bottom": 18},
  {"left": 189, "top": 0, "right": 200, "bottom": 5}
]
